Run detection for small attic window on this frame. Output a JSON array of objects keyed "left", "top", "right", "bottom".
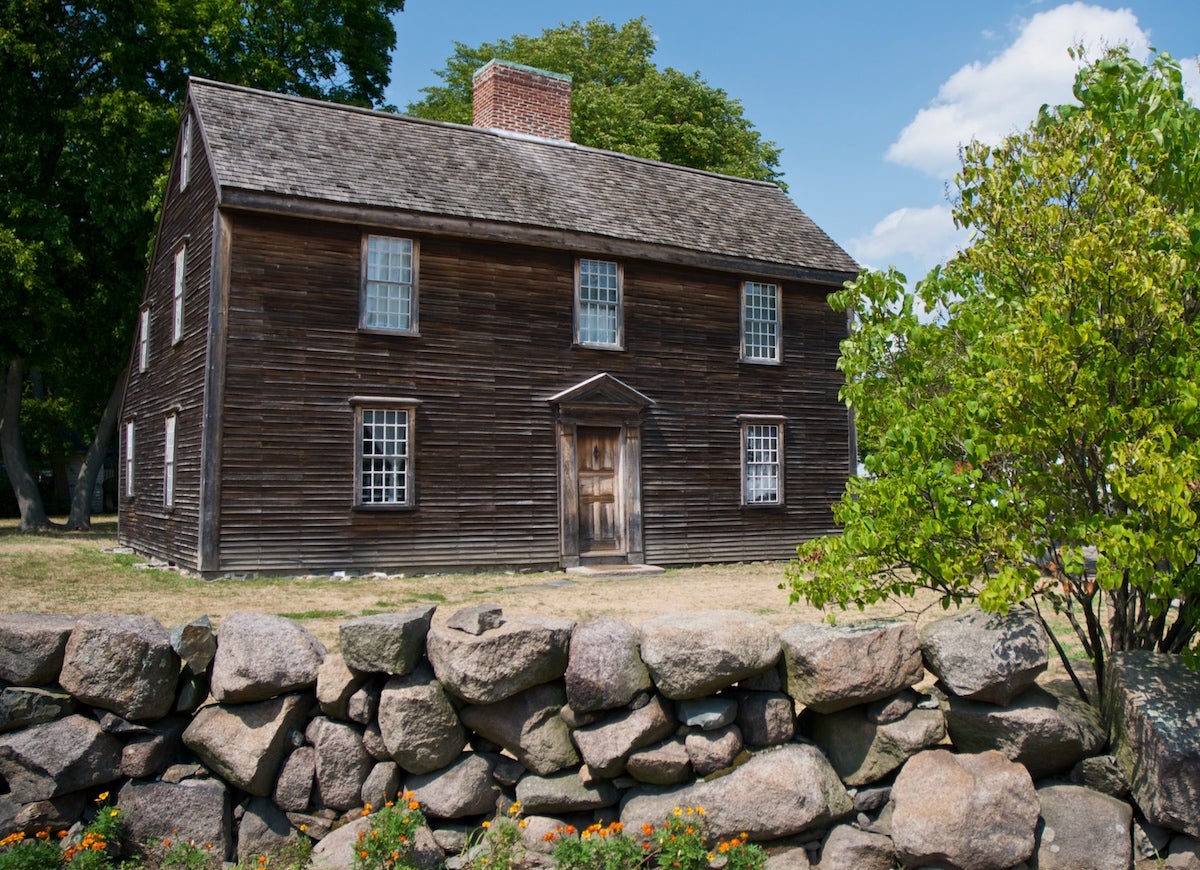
[{"left": 180, "top": 115, "right": 191, "bottom": 191}]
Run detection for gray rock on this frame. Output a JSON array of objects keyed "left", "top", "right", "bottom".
[
  {"left": 1033, "top": 784, "right": 1132, "bottom": 870},
  {"left": 58, "top": 613, "right": 179, "bottom": 720},
  {"left": 640, "top": 611, "right": 781, "bottom": 700},
  {"left": 818, "top": 824, "right": 897, "bottom": 870},
  {"left": 361, "top": 761, "right": 402, "bottom": 808},
  {"left": 310, "top": 815, "right": 442, "bottom": 870},
  {"left": 626, "top": 737, "right": 692, "bottom": 785},
  {"left": 734, "top": 690, "right": 796, "bottom": 746},
  {"left": 808, "top": 705, "right": 946, "bottom": 787},
  {"left": 362, "top": 721, "right": 389, "bottom": 761},
  {"left": 210, "top": 611, "right": 325, "bottom": 703},
  {"left": 182, "top": 694, "right": 310, "bottom": 796},
  {"left": 946, "top": 681, "right": 1105, "bottom": 779},
  {"left": 515, "top": 770, "right": 620, "bottom": 814},
  {"left": 377, "top": 665, "right": 466, "bottom": 774},
  {"left": 119, "top": 777, "right": 232, "bottom": 861},
  {"left": 120, "top": 716, "right": 188, "bottom": 778},
  {"left": 237, "top": 797, "right": 298, "bottom": 863},
  {"left": 919, "top": 607, "right": 1048, "bottom": 705},
  {"left": 306, "top": 716, "right": 372, "bottom": 811},
  {"left": 339, "top": 607, "right": 435, "bottom": 675},
  {"left": 0, "top": 614, "right": 76, "bottom": 686},
  {"left": 316, "top": 653, "right": 369, "bottom": 720},
  {"left": 347, "top": 684, "right": 379, "bottom": 725},
  {"left": 1168, "top": 836, "right": 1200, "bottom": 869},
  {"left": 767, "top": 847, "right": 813, "bottom": 869},
  {"left": 0, "top": 713, "right": 121, "bottom": 801},
  {"left": 676, "top": 697, "right": 737, "bottom": 730},
  {"left": 427, "top": 615, "right": 574, "bottom": 704},
  {"left": 445, "top": 604, "right": 504, "bottom": 636},
  {"left": 781, "top": 620, "right": 923, "bottom": 714},
  {"left": 174, "top": 665, "right": 210, "bottom": 715},
  {"left": 853, "top": 786, "right": 891, "bottom": 813},
  {"left": 407, "top": 753, "right": 500, "bottom": 819},
  {"left": 866, "top": 689, "right": 918, "bottom": 725},
  {"left": 564, "top": 617, "right": 652, "bottom": 713},
  {"left": 170, "top": 616, "right": 217, "bottom": 673},
  {"left": 0, "top": 686, "right": 75, "bottom": 733},
  {"left": 890, "top": 749, "right": 1039, "bottom": 870},
  {"left": 621, "top": 744, "right": 853, "bottom": 842},
  {"left": 1069, "top": 754, "right": 1131, "bottom": 799},
  {"left": 274, "top": 746, "right": 316, "bottom": 812},
  {"left": 1106, "top": 651, "right": 1200, "bottom": 838},
  {"left": 459, "top": 683, "right": 579, "bottom": 775},
  {"left": 572, "top": 694, "right": 676, "bottom": 777},
  {"left": 6, "top": 793, "right": 85, "bottom": 836},
  {"left": 685, "top": 724, "right": 744, "bottom": 776}
]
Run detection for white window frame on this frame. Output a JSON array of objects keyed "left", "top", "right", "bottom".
[
  {"left": 124, "top": 421, "right": 135, "bottom": 498},
  {"left": 740, "top": 415, "right": 786, "bottom": 506},
  {"left": 360, "top": 235, "right": 418, "bottom": 334},
  {"left": 574, "top": 258, "right": 623, "bottom": 349},
  {"left": 172, "top": 246, "right": 186, "bottom": 345},
  {"left": 138, "top": 308, "right": 150, "bottom": 372},
  {"left": 353, "top": 398, "right": 419, "bottom": 508},
  {"left": 179, "top": 115, "right": 191, "bottom": 191},
  {"left": 163, "top": 414, "right": 177, "bottom": 508},
  {"left": 741, "top": 280, "right": 781, "bottom": 363}
]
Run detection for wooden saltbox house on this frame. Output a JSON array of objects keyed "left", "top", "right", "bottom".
[{"left": 118, "top": 61, "right": 859, "bottom": 577}]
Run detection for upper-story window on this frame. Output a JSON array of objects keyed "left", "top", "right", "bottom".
[
  {"left": 575, "top": 258, "right": 623, "bottom": 349},
  {"left": 179, "top": 115, "right": 191, "bottom": 191},
  {"left": 361, "top": 235, "right": 418, "bottom": 334},
  {"left": 741, "top": 280, "right": 781, "bottom": 363},
  {"left": 138, "top": 308, "right": 150, "bottom": 372},
  {"left": 172, "top": 246, "right": 186, "bottom": 345},
  {"left": 741, "top": 416, "right": 785, "bottom": 506}
]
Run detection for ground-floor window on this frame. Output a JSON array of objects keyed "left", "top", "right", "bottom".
[
  {"left": 124, "top": 421, "right": 135, "bottom": 498},
  {"left": 356, "top": 404, "right": 416, "bottom": 507},
  {"left": 740, "top": 416, "right": 785, "bottom": 505}
]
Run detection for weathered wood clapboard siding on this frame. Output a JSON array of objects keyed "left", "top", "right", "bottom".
[
  {"left": 211, "top": 212, "right": 849, "bottom": 573},
  {"left": 118, "top": 114, "right": 216, "bottom": 570}
]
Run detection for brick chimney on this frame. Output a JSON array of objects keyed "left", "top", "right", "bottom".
[{"left": 472, "top": 60, "right": 572, "bottom": 142}]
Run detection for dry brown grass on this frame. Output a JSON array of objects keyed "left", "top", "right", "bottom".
[{"left": 0, "top": 515, "right": 941, "bottom": 650}]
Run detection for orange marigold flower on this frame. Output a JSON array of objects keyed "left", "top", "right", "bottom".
[
  {"left": 482, "top": 821, "right": 490, "bottom": 829},
  {"left": 407, "top": 800, "right": 420, "bottom": 811},
  {"left": 36, "top": 830, "right": 50, "bottom": 840},
  {"left": 299, "top": 825, "right": 308, "bottom": 833},
  {"left": 57, "top": 830, "right": 68, "bottom": 839},
  {"left": 163, "top": 838, "right": 172, "bottom": 847},
  {"left": 204, "top": 843, "right": 213, "bottom": 850},
  {"left": 403, "top": 790, "right": 415, "bottom": 800},
  {"left": 385, "top": 801, "right": 394, "bottom": 808},
  {"left": 685, "top": 826, "right": 695, "bottom": 835},
  {"left": 542, "top": 832, "right": 556, "bottom": 843},
  {"left": 642, "top": 823, "right": 655, "bottom": 837},
  {"left": 564, "top": 825, "right": 576, "bottom": 835},
  {"left": 359, "top": 851, "right": 369, "bottom": 859}
]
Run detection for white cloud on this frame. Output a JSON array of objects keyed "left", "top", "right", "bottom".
[
  {"left": 886, "top": 3, "right": 1150, "bottom": 177},
  {"left": 848, "top": 205, "right": 967, "bottom": 276},
  {"left": 1182, "top": 56, "right": 1200, "bottom": 104}
]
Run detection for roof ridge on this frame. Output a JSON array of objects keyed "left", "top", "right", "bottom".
[{"left": 185, "top": 76, "right": 784, "bottom": 192}]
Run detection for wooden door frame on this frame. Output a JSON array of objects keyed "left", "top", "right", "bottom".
[{"left": 546, "top": 374, "right": 653, "bottom": 568}]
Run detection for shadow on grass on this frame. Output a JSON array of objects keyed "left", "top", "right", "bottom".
[{"left": 0, "top": 515, "right": 119, "bottom": 539}]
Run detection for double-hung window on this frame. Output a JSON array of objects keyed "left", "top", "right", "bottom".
[
  {"left": 740, "top": 416, "right": 785, "bottom": 506},
  {"left": 163, "top": 414, "right": 177, "bottom": 508},
  {"left": 138, "top": 308, "right": 150, "bottom": 372},
  {"left": 172, "top": 246, "right": 186, "bottom": 344},
  {"left": 124, "top": 422, "right": 135, "bottom": 498},
  {"left": 179, "top": 115, "right": 191, "bottom": 191},
  {"left": 575, "top": 258, "right": 622, "bottom": 349},
  {"left": 356, "top": 402, "right": 417, "bottom": 507},
  {"left": 361, "top": 235, "right": 417, "bottom": 333},
  {"left": 741, "top": 280, "right": 781, "bottom": 363}
]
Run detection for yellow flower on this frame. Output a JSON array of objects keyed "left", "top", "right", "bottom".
[
  {"left": 673, "top": 807, "right": 682, "bottom": 816},
  {"left": 96, "top": 792, "right": 110, "bottom": 803},
  {"left": 482, "top": 821, "right": 491, "bottom": 829},
  {"left": 299, "top": 824, "right": 308, "bottom": 833},
  {"left": 110, "top": 810, "right": 119, "bottom": 817},
  {"left": 518, "top": 819, "right": 528, "bottom": 829},
  {"left": 696, "top": 807, "right": 706, "bottom": 816}
]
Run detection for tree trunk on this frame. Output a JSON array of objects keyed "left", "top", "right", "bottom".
[
  {"left": 0, "top": 358, "right": 53, "bottom": 531},
  {"left": 66, "top": 366, "right": 128, "bottom": 530}
]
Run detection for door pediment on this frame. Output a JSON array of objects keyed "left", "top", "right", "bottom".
[{"left": 545, "top": 373, "right": 655, "bottom": 415}]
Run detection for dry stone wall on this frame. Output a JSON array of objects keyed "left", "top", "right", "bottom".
[{"left": 0, "top": 605, "right": 1198, "bottom": 869}]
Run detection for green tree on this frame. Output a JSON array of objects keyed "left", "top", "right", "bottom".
[
  {"left": 786, "top": 49, "right": 1200, "bottom": 692},
  {"left": 0, "top": 0, "right": 403, "bottom": 530},
  {"left": 406, "top": 17, "right": 784, "bottom": 185}
]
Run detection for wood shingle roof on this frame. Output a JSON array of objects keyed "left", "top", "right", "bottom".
[{"left": 188, "top": 78, "right": 859, "bottom": 284}]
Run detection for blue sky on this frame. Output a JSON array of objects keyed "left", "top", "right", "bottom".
[{"left": 384, "top": 2, "right": 1200, "bottom": 280}]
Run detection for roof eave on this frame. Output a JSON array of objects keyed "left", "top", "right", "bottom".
[{"left": 219, "top": 188, "right": 859, "bottom": 287}]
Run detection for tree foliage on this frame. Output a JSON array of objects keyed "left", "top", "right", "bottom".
[
  {"left": 0, "top": 0, "right": 402, "bottom": 528},
  {"left": 786, "top": 49, "right": 1200, "bottom": 688},
  {"left": 406, "top": 18, "right": 784, "bottom": 186}
]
